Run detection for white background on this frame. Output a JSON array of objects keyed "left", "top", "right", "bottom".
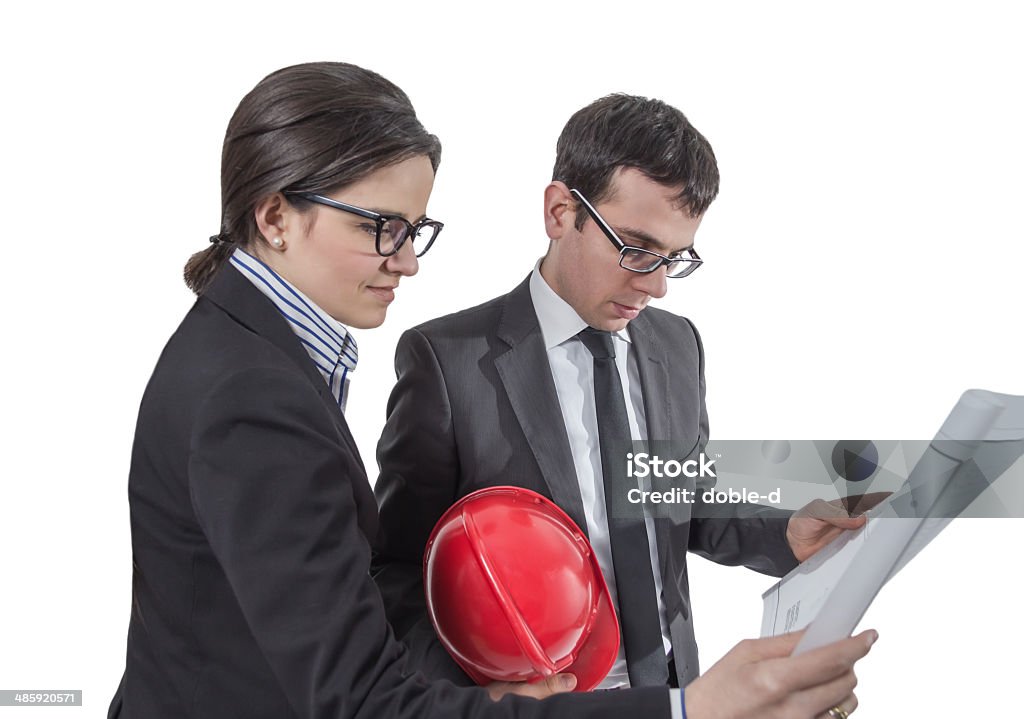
[{"left": 1, "top": 1, "right": 1022, "bottom": 716}]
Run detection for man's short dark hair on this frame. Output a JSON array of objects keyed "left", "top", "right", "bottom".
[{"left": 553, "top": 94, "right": 719, "bottom": 229}]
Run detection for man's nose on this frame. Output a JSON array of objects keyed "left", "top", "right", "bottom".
[{"left": 631, "top": 265, "right": 668, "bottom": 299}]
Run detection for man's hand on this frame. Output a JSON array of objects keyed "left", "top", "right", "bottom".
[
  {"left": 786, "top": 493, "right": 889, "bottom": 562},
  {"left": 684, "top": 629, "right": 877, "bottom": 719},
  {"left": 485, "top": 673, "right": 577, "bottom": 701}
]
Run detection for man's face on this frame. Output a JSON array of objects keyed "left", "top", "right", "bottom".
[{"left": 542, "top": 167, "right": 704, "bottom": 332}]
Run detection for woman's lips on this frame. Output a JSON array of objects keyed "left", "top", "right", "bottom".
[{"left": 367, "top": 286, "right": 396, "bottom": 303}]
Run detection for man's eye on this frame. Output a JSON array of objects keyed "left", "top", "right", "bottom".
[{"left": 357, "top": 223, "right": 378, "bottom": 237}]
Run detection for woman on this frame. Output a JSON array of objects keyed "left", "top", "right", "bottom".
[{"left": 109, "top": 62, "right": 872, "bottom": 719}]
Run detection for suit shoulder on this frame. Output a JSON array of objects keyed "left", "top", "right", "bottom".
[
  {"left": 641, "top": 305, "right": 701, "bottom": 341},
  {"left": 410, "top": 292, "right": 509, "bottom": 341},
  {"left": 177, "top": 299, "right": 295, "bottom": 363},
  {"left": 149, "top": 298, "right": 309, "bottom": 404}
]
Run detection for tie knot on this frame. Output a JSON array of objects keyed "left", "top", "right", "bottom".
[{"left": 578, "top": 327, "right": 616, "bottom": 360}]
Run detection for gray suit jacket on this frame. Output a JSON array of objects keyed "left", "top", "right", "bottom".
[{"left": 372, "top": 276, "right": 798, "bottom": 688}]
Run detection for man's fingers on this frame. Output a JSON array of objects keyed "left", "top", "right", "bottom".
[
  {"left": 824, "top": 515, "right": 867, "bottom": 529},
  {"left": 807, "top": 499, "right": 851, "bottom": 519},
  {"left": 844, "top": 492, "right": 891, "bottom": 515}
]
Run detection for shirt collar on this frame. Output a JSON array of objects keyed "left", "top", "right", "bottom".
[
  {"left": 229, "top": 248, "right": 357, "bottom": 407},
  {"left": 529, "top": 258, "right": 632, "bottom": 350}
]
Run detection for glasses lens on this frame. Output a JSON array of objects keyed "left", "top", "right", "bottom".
[
  {"left": 620, "top": 249, "right": 661, "bottom": 272},
  {"left": 666, "top": 259, "right": 700, "bottom": 278},
  {"left": 412, "top": 223, "right": 440, "bottom": 257},
  {"left": 379, "top": 218, "right": 411, "bottom": 255}
]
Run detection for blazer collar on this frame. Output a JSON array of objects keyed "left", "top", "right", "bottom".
[
  {"left": 628, "top": 310, "right": 672, "bottom": 442},
  {"left": 495, "top": 275, "right": 541, "bottom": 347},
  {"left": 500, "top": 275, "right": 673, "bottom": 442},
  {"left": 201, "top": 264, "right": 361, "bottom": 460},
  {"left": 627, "top": 309, "right": 675, "bottom": 577},
  {"left": 493, "top": 276, "right": 589, "bottom": 533}
]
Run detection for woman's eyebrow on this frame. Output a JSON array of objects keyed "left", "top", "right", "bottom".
[{"left": 369, "top": 208, "right": 428, "bottom": 223}]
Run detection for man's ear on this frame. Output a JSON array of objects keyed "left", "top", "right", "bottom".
[{"left": 543, "top": 181, "right": 576, "bottom": 242}]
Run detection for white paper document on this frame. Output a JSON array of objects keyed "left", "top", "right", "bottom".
[{"left": 760, "top": 389, "right": 1024, "bottom": 655}]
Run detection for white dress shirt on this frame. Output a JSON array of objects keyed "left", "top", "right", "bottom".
[{"left": 529, "top": 260, "right": 672, "bottom": 689}]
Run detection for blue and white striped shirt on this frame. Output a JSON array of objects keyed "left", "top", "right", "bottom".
[{"left": 229, "top": 248, "right": 358, "bottom": 413}]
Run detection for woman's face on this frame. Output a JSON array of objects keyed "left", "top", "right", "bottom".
[{"left": 256, "top": 154, "right": 436, "bottom": 329}]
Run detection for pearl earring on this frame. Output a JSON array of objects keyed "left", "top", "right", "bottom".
[{"left": 271, "top": 237, "right": 283, "bottom": 248}]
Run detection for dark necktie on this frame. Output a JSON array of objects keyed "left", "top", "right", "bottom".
[{"left": 577, "top": 327, "right": 668, "bottom": 687}]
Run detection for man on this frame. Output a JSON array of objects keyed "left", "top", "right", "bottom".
[{"left": 372, "top": 94, "right": 865, "bottom": 691}]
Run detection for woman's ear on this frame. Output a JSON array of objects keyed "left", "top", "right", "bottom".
[{"left": 253, "top": 192, "right": 292, "bottom": 250}]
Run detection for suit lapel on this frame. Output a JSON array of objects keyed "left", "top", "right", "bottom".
[
  {"left": 630, "top": 312, "right": 673, "bottom": 447},
  {"left": 493, "top": 278, "right": 589, "bottom": 534},
  {"left": 202, "top": 265, "right": 363, "bottom": 463},
  {"left": 630, "top": 312, "right": 675, "bottom": 578}
]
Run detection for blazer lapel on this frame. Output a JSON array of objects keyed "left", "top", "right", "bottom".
[
  {"left": 202, "top": 265, "right": 363, "bottom": 463},
  {"left": 630, "top": 312, "right": 673, "bottom": 446},
  {"left": 493, "top": 277, "right": 589, "bottom": 534},
  {"left": 630, "top": 311, "right": 675, "bottom": 577}
]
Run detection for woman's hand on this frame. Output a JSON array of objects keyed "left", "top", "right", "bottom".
[
  {"left": 684, "top": 629, "right": 876, "bottom": 719},
  {"left": 486, "top": 673, "right": 578, "bottom": 700}
]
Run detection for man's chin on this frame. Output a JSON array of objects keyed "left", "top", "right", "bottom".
[{"left": 591, "top": 315, "right": 630, "bottom": 333}]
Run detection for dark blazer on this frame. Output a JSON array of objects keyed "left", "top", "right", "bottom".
[
  {"left": 109, "top": 265, "right": 669, "bottom": 719},
  {"left": 373, "top": 276, "right": 799, "bottom": 688}
]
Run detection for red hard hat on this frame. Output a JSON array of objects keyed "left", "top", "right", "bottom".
[{"left": 423, "top": 486, "right": 619, "bottom": 691}]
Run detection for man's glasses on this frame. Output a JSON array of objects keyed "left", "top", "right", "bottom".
[
  {"left": 570, "top": 189, "right": 703, "bottom": 278},
  {"left": 287, "top": 192, "right": 444, "bottom": 258}
]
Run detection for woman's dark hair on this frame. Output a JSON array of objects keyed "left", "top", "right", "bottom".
[
  {"left": 184, "top": 62, "right": 441, "bottom": 294},
  {"left": 552, "top": 94, "right": 719, "bottom": 230}
]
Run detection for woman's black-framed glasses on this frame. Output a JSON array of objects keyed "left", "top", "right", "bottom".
[
  {"left": 569, "top": 189, "right": 703, "bottom": 278},
  {"left": 288, "top": 192, "right": 444, "bottom": 258}
]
